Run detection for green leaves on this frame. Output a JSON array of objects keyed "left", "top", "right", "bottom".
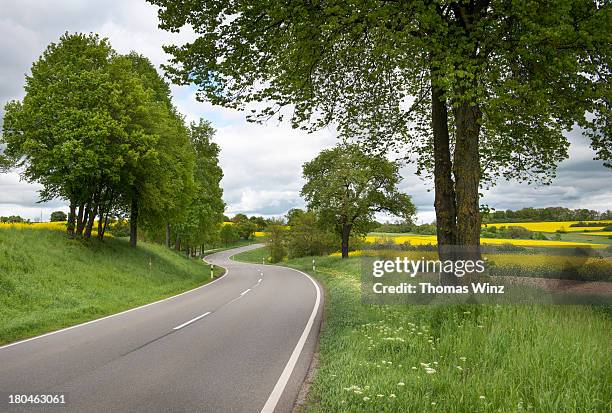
[
  {"left": 151, "top": 0, "right": 610, "bottom": 173},
  {"left": 1, "top": 33, "right": 224, "bottom": 245},
  {"left": 301, "top": 143, "right": 415, "bottom": 237}
]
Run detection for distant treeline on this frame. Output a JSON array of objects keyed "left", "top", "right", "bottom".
[
  {"left": 371, "top": 207, "right": 612, "bottom": 234},
  {"left": 0, "top": 215, "right": 30, "bottom": 224},
  {"left": 484, "top": 207, "right": 612, "bottom": 223}
]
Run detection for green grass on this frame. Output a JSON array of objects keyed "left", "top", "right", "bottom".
[
  {"left": 234, "top": 247, "right": 612, "bottom": 412},
  {"left": 201, "top": 238, "right": 261, "bottom": 255},
  {"left": 228, "top": 244, "right": 268, "bottom": 263},
  {"left": 0, "top": 227, "right": 224, "bottom": 345},
  {"left": 556, "top": 232, "right": 612, "bottom": 246}
]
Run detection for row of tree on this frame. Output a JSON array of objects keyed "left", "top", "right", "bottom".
[
  {"left": 217, "top": 214, "right": 274, "bottom": 245},
  {"left": 1, "top": 33, "right": 224, "bottom": 250}
]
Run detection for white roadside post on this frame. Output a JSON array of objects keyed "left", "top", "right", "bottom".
[
  {"left": 262, "top": 257, "right": 265, "bottom": 265},
  {"left": 210, "top": 264, "right": 214, "bottom": 279},
  {"left": 312, "top": 259, "right": 316, "bottom": 273}
]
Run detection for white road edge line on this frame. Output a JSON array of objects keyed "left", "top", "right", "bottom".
[
  {"left": 240, "top": 288, "right": 251, "bottom": 296},
  {"left": 0, "top": 249, "right": 240, "bottom": 351},
  {"left": 260, "top": 266, "right": 322, "bottom": 413},
  {"left": 258, "top": 278, "right": 262, "bottom": 283},
  {"left": 173, "top": 312, "right": 211, "bottom": 330}
]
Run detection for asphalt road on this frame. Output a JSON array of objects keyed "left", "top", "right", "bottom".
[{"left": 0, "top": 244, "right": 323, "bottom": 413}]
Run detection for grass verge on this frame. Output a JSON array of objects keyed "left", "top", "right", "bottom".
[
  {"left": 0, "top": 227, "right": 224, "bottom": 345},
  {"left": 233, "top": 247, "right": 611, "bottom": 412}
]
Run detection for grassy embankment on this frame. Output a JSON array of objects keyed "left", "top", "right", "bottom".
[
  {"left": 0, "top": 227, "right": 226, "bottom": 345},
  {"left": 234, "top": 247, "right": 611, "bottom": 412}
]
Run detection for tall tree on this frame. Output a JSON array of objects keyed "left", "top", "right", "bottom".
[
  {"left": 1, "top": 34, "right": 197, "bottom": 247},
  {"left": 172, "top": 119, "right": 225, "bottom": 254},
  {"left": 302, "top": 144, "right": 415, "bottom": 258},
  {"left": 149, "top": 0, "right": 610, "bottom": 257},
  {"left": 117, "top": 53, "right": 195, "bottom": 247},
  {"left": 1, "top": 33, "right": 155, "bottom": 240}
]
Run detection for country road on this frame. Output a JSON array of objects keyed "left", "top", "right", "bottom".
[{"left": 0, "top": 244, "right": 323, "bottom": 413}]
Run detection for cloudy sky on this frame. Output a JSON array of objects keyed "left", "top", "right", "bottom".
[{"left": 0, "top": 0, "right": 610, "bottom": 223}]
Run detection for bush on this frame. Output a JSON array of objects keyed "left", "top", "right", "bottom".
[
  {"left": 286, "top": 211, "right": 338, "bottom": 258},
  {"left": 219, "top": 224, "right": 240, "bottom": 245},
  {"left": 412, "top": 224, "right": 437, "bottom": 235},
  {"left": 265, "top": 219, "right": 287, "bottom": 263},
  {"left": 533, "top": 232, "right": 548, "bottom": 240},
  {"left": 235, "top": 220, "right": 257, "bottom": 240},
  {"left": 108, "top": 220, "right": 130, "bottom": 237},
  {"left": 50, "top": 211, "right": 67, "bottom": 222},
  {"left": 506, "top": 226, "right": 532, "bottom": 239}
]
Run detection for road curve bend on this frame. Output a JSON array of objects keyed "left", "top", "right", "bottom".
[{"left": 0, "top": 244, "right": 323, "bottom": 413}]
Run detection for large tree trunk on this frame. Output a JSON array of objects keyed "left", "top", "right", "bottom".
[
  {"left": 97, "top": 189, "right": 113, "bottom": 240},
  {"left": 83, "top": 205, "right": 96, "bottom": 239},
  {"left": 453, "top": 99, "right": 482, "bottom": 254},
  {"left": 165, "top": 223, "right": 170, "bottom": 248},
  {"left": 130, "top": 196, "right": 138, "bottom": 248},
  {"left": 67, "top": 199, "right": 76, "bottom": 238},
  {"left": 97, "top": 213, "right": 104, "bottom": 238},
  {"left": 99, "top": 213, "right": 110, "bottom": 239},
  {"left": 76, "top": 203, "right": 86, "bottom": 237},
  {"left": 340, "top": 223, "right": 351, "bottom": 259},
  {"left": 431, "top": 82, "right": 458, "bottom": 254}
]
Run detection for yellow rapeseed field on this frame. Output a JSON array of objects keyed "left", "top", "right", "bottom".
[
  {"left": 330, "top": 250, "right": 611, "bottom": 277},
  {"left": 364, "top": 234, "right": 606, "bottom": 248},
  {"left": 481, "top": 220, "right": 611, "bottom": 233},
  {"left": 0, "top": 221, "right": 67, "bottom": 231},
  {"left": 0, "top": 221, "right": 110, "bottom": 237}
]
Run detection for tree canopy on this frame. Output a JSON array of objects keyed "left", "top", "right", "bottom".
[{"left": 149, "top": 0, "right": 610, "bottom": 255}]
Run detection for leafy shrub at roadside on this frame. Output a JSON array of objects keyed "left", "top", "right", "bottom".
[
  {"left": 286, "top": 211, "right": 338, "bottom": 258},
  {"left": 219, "top": 224, "right": 240, "bottom": 246},
  {"left": 108, "top": 220, "right": 130, "bottom": 237},
  {"left": 265, "top": 219, "right": 287, "bottom": 263}
]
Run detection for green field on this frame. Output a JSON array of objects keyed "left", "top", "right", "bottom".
[
  {"left": 558, "top": 232, "right": 612, "bottom": 246},
  {"left": 234, "top": 247, "right": 612, "bottom": 412},
  {"left": 0, "top": 228, "right": 225, "bottom": 345}
]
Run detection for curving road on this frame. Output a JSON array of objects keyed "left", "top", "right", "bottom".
[{"left": 0, "top": 244, "right": 323, "bottom": 413}]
